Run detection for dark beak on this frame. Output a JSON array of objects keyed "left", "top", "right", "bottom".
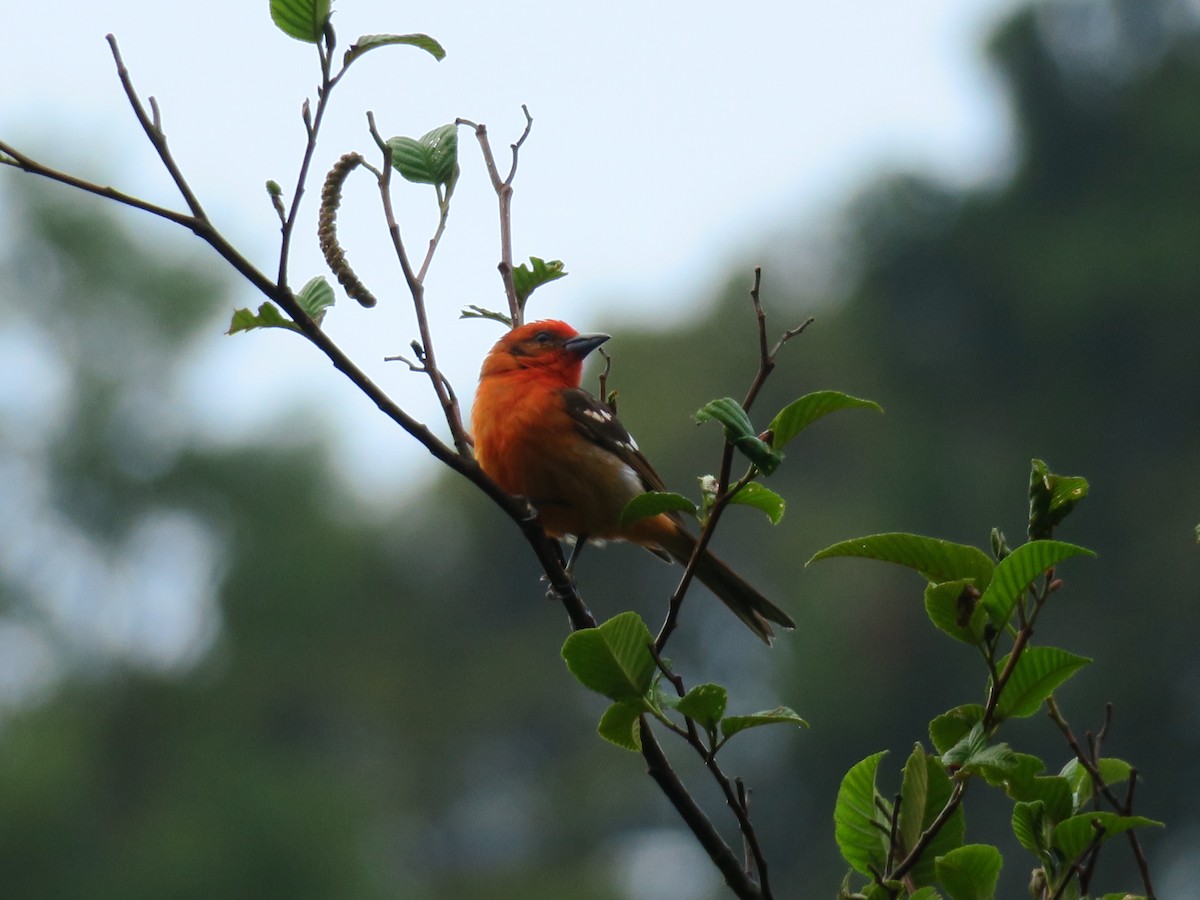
[{"left": 563, "top": 332, "right": 610, "bottom": 358}]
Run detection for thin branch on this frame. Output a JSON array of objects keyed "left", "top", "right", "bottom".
[
  {"left": 275, "top": 30, "right": 335, "bottom": 289},
  {"left": 367, "top": 112, "right": 472, "bottom": 456},
  {"left": 457, "top": 111, "right": 529, "bottom": 326},
  {"left": 639, "top": 721, "right": 764, "bottom": 899},
  {"left": 106, "top": 35, "right": 208, "bottom": 222},
  {"left": 655, "top": 268, "right": 810, "bottom": 650},
  {"left": 0, "top": 142, "right": 197, "bottom": 230},
  {"left": 1046, "top": 699, "right": 1157, "bottom": 898},
  {"left": 889, "top": 781, "right": 968, "bottom": 882}
]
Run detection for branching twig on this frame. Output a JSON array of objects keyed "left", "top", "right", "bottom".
[
  {"left": 457, "top": 106, "right": 532, "bottom": 327},
  {"left": 655, "top": 268, "right": 811, "bottom": 650},
  {"left": 639, "top": 721, "right": 764, "bottom": 899},
  {"left": 1046, "top": 699, "right": 1157, "bottom": 898},
  {"left": 366, "top": 112, "right": 471, "bottom": 456}
]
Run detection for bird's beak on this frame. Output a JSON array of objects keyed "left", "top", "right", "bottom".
[{"left": 563, "top": 333, "right": 610, "bottom": 358}]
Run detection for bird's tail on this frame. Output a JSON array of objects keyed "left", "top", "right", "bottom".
[{"left": 660, "top": 528, "right": 794, "bottom": 645}]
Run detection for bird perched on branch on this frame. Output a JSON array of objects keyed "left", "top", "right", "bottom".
[{"left": 471, "top": 319, "right": 794, "bottom": 644}]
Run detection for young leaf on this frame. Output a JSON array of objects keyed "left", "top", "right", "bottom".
[
  {"left": 934, "top": 844, "right": 1002, "bottom": 900},
  {"left": 941, "top": 723, "right": 1015, "bottom": 775},
  {"left": 727, "top": 482, "right": 786, "bottom": 524},
  {"left": 924, "top": 580, "right": 987, "bottom": 645},
  {"left": 899, "top": 744, "right": 964, "bottom": 887},
  {"left": 270, "top": 0, "right": 331, "bottom": 43},
  {"left": 1052, "top": 812, "right": 1163, "bottom": 862},
  {"left": 768, "top": 390, "right": 883, "bottom": 449},
  {"left": 227, "top": 302, "right": 298, "bottom": 335},
  {"left": 388, "top": 125, "right": 458, "bottom": 187},
  {"left": 720, "top": 706, "right": 807, "bottom": 739},
  {"left": 561, "top": 612, "right": 655, "bottom": 702},
  {"left": 512, "top": 257, "right": 567, "bottom": 306},
  {"left": 675, "top": 683, "right": 727, "bottom": 732},
  {"left": 1011, "top": 800, "right": 1049, "bottom": 857},
  {"left": 597, "top": 700, "right": 644, "bottom": 751},
  {"left": 1028, "top": 458, "right": 1089, "bottom": 540},
  {"left": 929, "top": 704, "right": 984, "bottom": 755},
  {"left": 1060, "top": 757, "right": 1132, "bottom": 809},
  {"left": 993, "top": 646, "right": 1091, "bottom": 721},
  {"left": 695, "top": 398, "right": 783, "bottom": 474},
  {"left": 296, "top": 275, "right": 334, "bottom": 325},
  {"left": 618, "top": 491, "right": 698, "bottom": 528},
  {"left": 343, "top": 33, "right": 446, "bottom": 68},
  {"left": 460, "top": 305, "right": 513, "bottom": 327},
  {"left": 834, "top": 751, "right": 890, "bottom": 876},
  {"left": 807, "top": 533, "right": 994, "bottom": 590},
  {"left": 979, "top": 539, "right": 1094, "bottom": 625}
]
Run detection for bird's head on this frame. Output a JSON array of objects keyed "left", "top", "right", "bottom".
[{"left": 480, "top": 319, "right": 610, "bottom": 384}]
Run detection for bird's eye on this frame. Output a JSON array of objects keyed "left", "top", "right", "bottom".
[{"left": 533, "top": 330, "right": 552, "bottom": 344}]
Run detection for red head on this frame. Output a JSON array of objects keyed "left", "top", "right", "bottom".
[{"left": 479, "top": 319, "right": 610, "bottom": 387}]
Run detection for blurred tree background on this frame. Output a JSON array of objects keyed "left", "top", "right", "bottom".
[{"left": 1, "top": 1, "right": 1198, "bottom": 897}]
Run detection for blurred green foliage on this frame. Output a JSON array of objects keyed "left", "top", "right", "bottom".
[{"left": 0, "top": 1, "right": 1197, "bottom": 897}]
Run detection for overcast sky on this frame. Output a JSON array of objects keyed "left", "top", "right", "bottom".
[{"left": 2, "top": 0, "right": 1027, "bottom": 499}]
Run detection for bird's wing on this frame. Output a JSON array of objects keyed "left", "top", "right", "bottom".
[{"left": 560, "top": 388, "right": 669, "bottom": 494}]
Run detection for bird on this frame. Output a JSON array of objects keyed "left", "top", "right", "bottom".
[{"left": 471, "top": 318, "right": 795, "bottom": 644}]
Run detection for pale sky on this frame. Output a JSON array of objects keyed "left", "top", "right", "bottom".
[{"left": 2, "top": 0, "right": 1027, "bottom": 500}]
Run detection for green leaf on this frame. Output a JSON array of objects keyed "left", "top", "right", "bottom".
[
  {"left": 909, "top": 889, "right": 944, "bottom": 900},
  {"left": 935, "top": 844, "right": 1002, "bottom": 900},
  {"left": 270, "top": 0, "right": 331, "bottom": 43},
  {"left": 226, "top": 302, "right": 298, "bottom": 335},
  {"left": 1011, "top": 800, "right": 1050, "bottom": 857},
  {"left": 597, "top": 700, "right": 644, "bottom": 751},
  {"left": 768, "top": 390, "right": 883, "bottom": 449},
  {"left": 343, "top": 33, "right": 445, "bottom": 68},
  {"left": 993, "top": 646, "right": 1091, "bottom": 720},
  {"left": 807, "top": 533, "right": 994, "bottom": 590},
  {"left": 1028, "top": 458, "right": 1090, "bottom": 540},
  {"left": 924, "top": 580, "right": 987, "bottom": 645},
  {"left": 561, "top": 612, "right": 655, "bottom": 702},
  {"left": 695, "top": 398, "right": 783, "bottom": 475},
  {"left": 1052, "top": 812, "right": 1162, "bottom": 861},
  {"left": 929, "top": 705, "right": 984, "bottom": 755},
  {"left": 459, "top": 304, "right": 513, "bottom": 327},
  {"left": 618, "top": 491, "right": 698, "bottom": 528},
  {"left": 512, "top": 257, "right": 567, "bottom": 307},
  {"left": 977, "top": 753, "right": 1072, "bottom": 822},
  {"left": 388, "top": 124, "right": 458, "bottom": 187},
  {"left": 296, "top": 275, "right": 334, "bottom": 325},
  {"left": 899, "top": 744, "right": 964, "bottom": 887},
  {"left": 941, "top": 723, "right": 1016, "bottom": 775},
  {"left": 728, "top": 482, "right": 785, "bottom": 524},
  {"left": 834, "top": 751, "right": 889, "bottom": 876},
  {"left": 979, "top": 539, "right": 1094, "bottom": 625},
  {"left": 1060, "top": 757, "right": 1132, "bottom": 809},
  {"left": 676, "top": 683, "right": 727, "bottom": 732},
  {"left": 720, "top": 706, "right": 807, "bottom": 739}
]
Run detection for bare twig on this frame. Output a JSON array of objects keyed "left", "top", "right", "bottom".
[
  {"left": 457, "top": 107, "right": 532, "bottom": 327},
  {"left": 640, "top": 721, "right": 765, "bottom": 899},
  {"left": 274, "top": 31, "right": 340, "bottom": 289},
  {"left": 106, "top": 35, "right": 208, "bottom": 222}
]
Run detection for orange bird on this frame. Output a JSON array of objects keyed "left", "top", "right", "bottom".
[{"left": 471, "top": 319, "right": 794, "bottom": 644}]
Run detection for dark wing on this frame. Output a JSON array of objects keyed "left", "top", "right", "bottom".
[{"left": 560, "top": 388, "right": 668, "bottom": 494}]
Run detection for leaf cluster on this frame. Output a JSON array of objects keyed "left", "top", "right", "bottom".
[
  {"left": 561, "top": 612, "right": 806, "bottom": 753},
  {"left": 814, "top": 461, "right": 1159, "bottom": 899}
]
